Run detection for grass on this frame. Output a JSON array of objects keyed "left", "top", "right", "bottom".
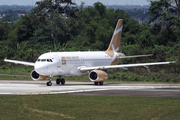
[{"left": 0, "top": 95, "right": 180, "bottom": 120}]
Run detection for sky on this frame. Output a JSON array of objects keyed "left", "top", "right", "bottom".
[{"left": 0, "top": 0, "right": 151, "bottom": 5}]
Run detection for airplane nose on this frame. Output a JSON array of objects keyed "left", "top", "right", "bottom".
[{"left": 34, "top": 63, "right": 46, "bottom": 74}]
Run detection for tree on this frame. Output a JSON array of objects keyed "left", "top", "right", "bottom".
[
  {"left": 0, "top": 23, "right": 11, "bottom": 41},
  {"left": 35, "top": 0, "right": 76, "bottom": 16},
  {"left": 148, "top": 0, "right": 180, "bottom": 17},
  {"left": 148, "top": 0, "right": 180, "bottom": 26},
  {"left": 31, "top": 0, "right": 77, "bottom": 48},
  {"left": 148, "top": 0, "right": 180, "bottom": 43}
]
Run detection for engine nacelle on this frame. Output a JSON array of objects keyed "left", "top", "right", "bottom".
[
  {"left": 31, "top": 70, "right": 48, "bottom": 81},
  {"left": 88, "top": 70, "right": 109, "bottom": 82}
]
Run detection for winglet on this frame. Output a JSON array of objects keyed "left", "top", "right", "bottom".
[
  {"left": 4, "top": 57, "right": 7, "bottom": 61},
  {"left": 170, "top": 60, "right": 178, "bottom": 64},
  {"left": 175, "top": 59, "right": 178, "bottom": 64}
]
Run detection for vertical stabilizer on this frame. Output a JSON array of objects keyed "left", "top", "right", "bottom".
[{"left": 106, "top": 19, "right": 123, "bottom": 52}]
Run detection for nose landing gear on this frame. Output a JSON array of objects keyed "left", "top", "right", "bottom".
[{"left": 47, "top": 75, "right": 52, "bottom": 86}]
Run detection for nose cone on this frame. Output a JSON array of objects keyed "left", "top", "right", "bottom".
[{"left": 34, "top": 62, "right": 47, "bottom": 75}]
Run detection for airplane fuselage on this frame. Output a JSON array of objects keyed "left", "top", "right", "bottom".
[{"left": 35, "top": 51, "right": 123, "bottom": 76}]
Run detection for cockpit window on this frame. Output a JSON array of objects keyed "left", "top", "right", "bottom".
[
  {"left": 41, "top": 59, "right": 46, "bottom": 62},
  {"left": 36, "top": 59, "right": 53, "bottom": 62}
]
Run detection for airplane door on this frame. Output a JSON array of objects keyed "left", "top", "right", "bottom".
[
  {"left": 55, "top": 55, "right": 61, "bottom": 67},
  {"left": 81, "top": 58, "right": 84, "bottom": 65}
]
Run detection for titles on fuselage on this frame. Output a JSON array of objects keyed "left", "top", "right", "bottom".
[{"left": 61, "top": 56, "right": 79, "bottom": 60}]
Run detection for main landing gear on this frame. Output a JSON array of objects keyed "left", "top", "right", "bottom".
[
  {"left": 56, "top": 76, "right": 65, "bottom": 85},
  {"left": 94, "top": 81, "right": 103, "bottom": 85}
]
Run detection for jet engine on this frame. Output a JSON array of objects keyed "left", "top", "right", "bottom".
[
  {"left": 31, "top": 70, "right": 48, "bottom": 81},
  {"left": 88, "top": 70, "right": 109, "bottom": 82}
]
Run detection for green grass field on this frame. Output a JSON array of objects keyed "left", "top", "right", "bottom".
[{"left": 1, "top": 95, "right": 180, "bottom": 120}]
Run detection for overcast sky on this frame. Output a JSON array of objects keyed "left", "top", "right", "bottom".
[{"left": 0, "top": 0, "right": 150, "bottom": 5}]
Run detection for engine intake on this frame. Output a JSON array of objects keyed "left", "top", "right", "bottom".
[
  {"left": 31, "top": 70, "right": 48, "bottom": 81},
  {"left": 88, "top": 70, "right": 108, "bottom": 82}
]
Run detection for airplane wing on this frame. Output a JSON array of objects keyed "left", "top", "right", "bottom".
[
  {"left": 78, "top": 61, "right": 177, "bottom": 72},
  {"left": 4, "top": 58, "right": 35, "bottom": 66}
]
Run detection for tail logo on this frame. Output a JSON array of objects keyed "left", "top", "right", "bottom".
[
  {"left": 112, "top": 44, "right": 119, "bottom": 52},
  {"left": 114, "top": 26, "right": 123, "bottom": 36}
]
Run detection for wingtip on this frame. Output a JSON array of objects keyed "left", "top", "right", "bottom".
[
  {"left": 170, "top": 60, "right": 178, "bottom": 64},
  {"left": 175, "top": 59, "right": 178, "bottom": 64}
]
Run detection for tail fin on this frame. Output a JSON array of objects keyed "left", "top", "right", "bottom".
[{"left": 106, "top": 19, "right": 123, "bottom": 52}]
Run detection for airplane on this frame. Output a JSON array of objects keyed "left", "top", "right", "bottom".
[{"left": 4, "top": 19, "right": 177, "bottom": 86}]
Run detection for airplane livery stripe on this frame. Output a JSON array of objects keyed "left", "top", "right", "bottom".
[{"left": 114, "top": 26, "right": 123, "bottom": 35}]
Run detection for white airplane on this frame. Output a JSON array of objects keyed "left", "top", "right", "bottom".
[{"left": 4, "top": 19, "right": 176, "bottom": 86}]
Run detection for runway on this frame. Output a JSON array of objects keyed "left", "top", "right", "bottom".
[{"left": 0, "top": 80, "right": 180, "bottom": 98}]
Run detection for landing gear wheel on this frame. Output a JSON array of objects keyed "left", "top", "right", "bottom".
[
  {"left": 56, "top": 78, "right": 61, "bottom": 84},
  {"left": 47, "top": 82, "right": 52, "bottom": 86},
  {"left": 99, "top": 81, "right": 103, "bottom": 85},
  {"left": 47, "top": 75, "right": 52, "bottom": 86},
  {"left": 61, "top": 78, "right": 65, "bottom": 85},
  {"left": 94, "top": 82, "right": 98, "bottom": 85}
]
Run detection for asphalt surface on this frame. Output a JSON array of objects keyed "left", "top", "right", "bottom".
[
  {"left": 0, "top": 80, "right": 180, "bottom": 98},
  {"left": 69, "top": 89, "right": 180, "bottom": 98}
]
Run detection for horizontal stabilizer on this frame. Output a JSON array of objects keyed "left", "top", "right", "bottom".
[
  {"left": 121, "top": 67, "right": 128, "bottom": 70},
  {"left": 120, "top": 54, "right": 153, "bottom": 59}
]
